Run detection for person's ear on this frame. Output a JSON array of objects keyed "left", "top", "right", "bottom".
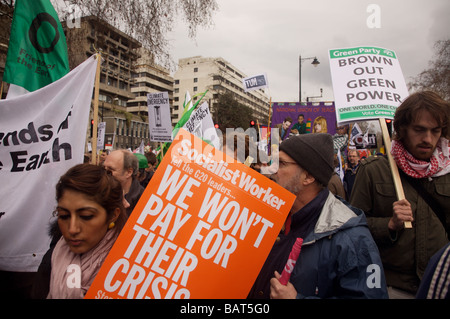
[
  {"left": 110, "top": 207, "right": 120, "bottom": 223},
  {"left": 302, "top": 171, "right": 316, "bottom": 186},
  {"left": 125, "top": 167, "right": 133, "bottom": 179}
]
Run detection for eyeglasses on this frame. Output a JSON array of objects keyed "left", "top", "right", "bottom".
[{"left": 278, "top": 160, "right": 298, "bottom": 168}]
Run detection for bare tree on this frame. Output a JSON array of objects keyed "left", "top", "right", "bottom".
[
  {"left": 408, "top": 39, "right": 450, "bottom": 101},
  {"left": 1, "top": 0, "right": 217, "bottom": 67},
  {"left": 60, "top": 0, "right": 218, "bottom": 67}
]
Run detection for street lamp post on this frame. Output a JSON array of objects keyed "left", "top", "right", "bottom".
[{"left": 299, "top": 55, "right": 320, "bottom": 103}]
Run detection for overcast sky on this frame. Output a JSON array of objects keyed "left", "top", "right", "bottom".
[{"left": 168, "top": 0, "right": 449, "bottom": 102}]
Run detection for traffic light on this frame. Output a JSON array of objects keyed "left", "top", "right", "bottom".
[
  {"left": 249, "top": 120, "right": 255, "bottom": 127},
  {"left": 214, "top": 123, "right": 219, "bottom": 129},
  {"left": 385, "top": 119, "right": 392, "bottom": 138},
  {"left": 90, "top": 119, "right": 94, "bottom": 137}
]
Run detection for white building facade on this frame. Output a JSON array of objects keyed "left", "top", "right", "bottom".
[{"left": 173, "top": 56, "right": 270, "bottom": 126}]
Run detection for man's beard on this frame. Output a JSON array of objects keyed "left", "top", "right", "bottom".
[{"left": 270, "top": 170, "right": 302, "bottom": 195}]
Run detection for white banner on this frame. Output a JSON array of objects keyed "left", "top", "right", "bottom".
[
  {"left": 0, "top": 55, "right": 98, "bottom": 272},
  {"left": 329, "top": 46, "right": 409, "bottom": 123},
  {"left": 182, "top": 102, "right": 221, "bottom": 149},
  {"left": 97, "top": 122, "right": 106, "bottom": 151},
  {"left": 242, "top": 73, "right": 269, "bottom": 92},
  {"left": 148, "top": 92, "right": 173, "bottom": 142}
]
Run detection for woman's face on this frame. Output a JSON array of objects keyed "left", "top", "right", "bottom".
[
  {"left": 55, "top": 189, "right": 114, "bottom": 254},
  {"left": 314, "top": 123, "right": 322, "bottom": 133}
]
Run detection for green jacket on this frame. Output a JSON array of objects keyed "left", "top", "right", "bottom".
[{"left": 350, "top": 156, "right": 450, "bottom": 293}]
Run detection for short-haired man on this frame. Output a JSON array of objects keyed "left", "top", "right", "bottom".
[
  {"left": 104, "top": 149, "right": 145, "bottom": 216},
  {"left": 350, "top": 91, "right": 450, "bottom": 298},
  {"left": 343, "top": 149, "right": 360, "bottom": 199},
  {"left": 275, "top": 117, "right": 293, "bottom": 141},
  {"left": 248, "top": 133, "right": 388, "bottom": 299}
]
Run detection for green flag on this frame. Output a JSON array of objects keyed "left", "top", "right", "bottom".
[
  {"left": 156, "top": 91, "right": 208, "bottom": 167},
  {"left": 3, "top": 0, "right": 69, "bottom": 92}
]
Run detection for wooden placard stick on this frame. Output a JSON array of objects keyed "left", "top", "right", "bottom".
[
  {"left": 267, "top": 97, "right": 272, "bottom": 148},
  {"left": 379, "top": 118, "right": 412, "bottom": 228},
  {"left": 244, "top": 156, "right": 254, "bottom": 167},
  {"left": 91, "top": 53, "right": 102, "bottom": 165}
]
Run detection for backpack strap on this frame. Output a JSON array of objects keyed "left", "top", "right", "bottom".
[{"left": 399, "top": 170, "right": 447, "bottom": 233}]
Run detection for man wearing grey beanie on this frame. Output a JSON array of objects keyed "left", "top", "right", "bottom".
[{"left": 248, "top": 133, "right": 388, "bottom": 299}]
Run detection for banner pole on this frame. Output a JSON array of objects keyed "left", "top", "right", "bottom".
[
  {"left": 379, "top": 118, "right": 412, "bottom": 228},
  {"left": 267, "top": 97, "right": 272, "bottom": 149},
  {"left": 91, "top": 53, "right": 102, "bottom": 165}
]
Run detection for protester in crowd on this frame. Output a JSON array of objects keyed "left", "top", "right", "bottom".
[
  {"left": 328, "top": 172, "right": 346, "bottom": 200},
  {"left": 32, "top": 166, "right": 130, "bottom": 299},
  {"left": 83, "top": 153, "right": 91, "bottom": 163},
  {"left": 416, "top": 242, "right": 450, "bottom": 299},
  {"left": 343, "top": 148, "right": 360, "bottom": 199},
  {"left": 328, "top": 154, "right": 346, "bottom": 199},
  {"left": 275, "top": 117, "right": 293, "bottom": 141},
  {"left": 140, "top": 151, "right": 157, "bottom": 183},
  {"left": 40, "top": 164, "right": 127, "bottom": 299},
  {"left": 134, "top": 153, "right": 151, "bottom": 189},
  {"left": 98, "top": 149, "right": 109, "bottom": 166},
  {"left": 248, "top": 133, "right": 388, "bottom": 299},
  {"left": 350, "top": 91, "right": 450, "bottom": 298},
  {"left": 312, "top": 116, "right": 328, "bottom": 133},
  {"left": 104, "top": 149, "right": 145, "bottom": 216},
  {"left": 145, "top": 151, "right": 158, "bottom": 175},
  {"left": 290, "top": 114, "right": 307, "bottom": 135},
  {"left": 332, "top": 124, "right": 349, "bottom": 155}
]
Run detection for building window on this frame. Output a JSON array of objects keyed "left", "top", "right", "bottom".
[
  {"left": 99, "top": 94, "right": 112, "bottom": 103},
  {"left": 108, "top": 78, "right": 117, "bottom": 87},
  {"left": 193, "top": 78, "right": 198, "bottom": 83},
  {"left": 194, "top": 67, "right": 198, "bottom": 72},
  {"left": 174, "top": 79, "right": 179, "bottom": 84},
  {"left": 193, "top": 86, "right": 198, "bottom": 92}
]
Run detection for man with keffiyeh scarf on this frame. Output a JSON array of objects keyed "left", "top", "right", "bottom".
[{"left": 350, "top": 91, "right": 450, "bottom": 298}]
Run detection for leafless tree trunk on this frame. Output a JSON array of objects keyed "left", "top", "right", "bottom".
[
  {"left": 408, "top": 39, "right": 450, "bottom": 101},
  {"left": 60, "top": 0, "right": 218, "bottom": 67}
]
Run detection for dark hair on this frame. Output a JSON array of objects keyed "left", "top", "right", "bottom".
[
  {"left": 56, "top": 163, "right": 127, "bottom": 231},
  {"left": 145, "top": 152, "right": 157, "bottom": 166},
  {"left": 393, "top": 91, "right": 450, "bottom": 141},
  {"left": 284, "top": 117, "right": 293, "bottom": 123}
]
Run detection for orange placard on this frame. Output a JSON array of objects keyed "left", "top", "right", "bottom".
[{"left": 85, "top": 129, "right": 295, "bottom": 299}]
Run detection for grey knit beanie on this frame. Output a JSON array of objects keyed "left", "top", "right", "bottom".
[{"left": 279, "top": 133, "right": 334, "bottom": 186}]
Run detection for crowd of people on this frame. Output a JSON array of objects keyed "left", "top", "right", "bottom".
[{"left": 2, "top": 90, "right": 448, "bottom": 299}]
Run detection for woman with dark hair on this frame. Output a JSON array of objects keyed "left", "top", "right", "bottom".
[{"left": 33, "top": 164, "right": 127, "bottom": 299}]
